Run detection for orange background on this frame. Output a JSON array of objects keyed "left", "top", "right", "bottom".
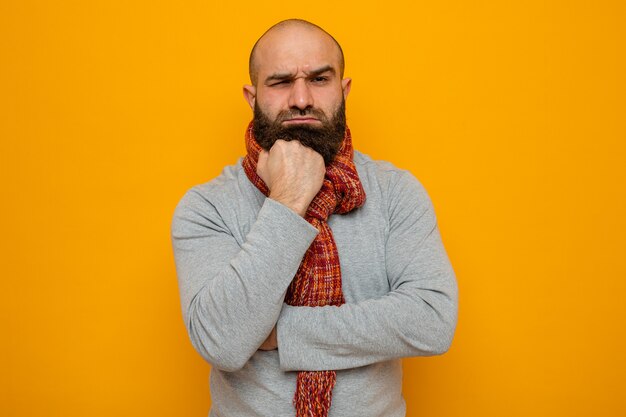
[{"left": 2, "top": 1, "right": 625, "bottom": 416}]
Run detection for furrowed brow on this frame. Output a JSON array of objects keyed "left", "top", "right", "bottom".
[
  {"left": 264, "top": 72, "right": 295, "bottom": 84},
  {"left": 306, "top": 65, "right": 335, "bottom": 78},
  {"left": 264, "top": 65, "right": 336, "bottom": 84}
]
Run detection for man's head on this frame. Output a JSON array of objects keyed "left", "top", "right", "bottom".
[{"left": 243, "top": 19, "right": 351, "bottom": 165}]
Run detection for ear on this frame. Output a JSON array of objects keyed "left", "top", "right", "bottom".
[
  {"left": 243, "top": 84, "right": 256, "bottom": 110},
  {"left": 341, "top": 77, "right": 352, "bottom": 100}
]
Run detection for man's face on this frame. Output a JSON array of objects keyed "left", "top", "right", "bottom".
[{"left": 244, "top": 25, "right": 352, "bottom": 165}]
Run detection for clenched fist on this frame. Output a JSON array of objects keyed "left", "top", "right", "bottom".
[{"left": 257, "top": 140, "right": 325, "bottom": 217}]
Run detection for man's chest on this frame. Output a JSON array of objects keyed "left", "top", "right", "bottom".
[
  {"left": 327, "top": 207, "right": 389, "bottom": 303},
  {"left": 226, "top": 193, "right": 391, "bottom": 304}
]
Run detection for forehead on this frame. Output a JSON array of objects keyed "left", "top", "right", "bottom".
[{"left": 254, "top": 27, "right": 341, "bottom": 76}]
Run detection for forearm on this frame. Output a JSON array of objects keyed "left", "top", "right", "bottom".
[
  {"left": 173, "top": 196, "right": 318, "bottom": 371},
  {"left": 276, "top": 224, "right": 458, "bottom": 372}
]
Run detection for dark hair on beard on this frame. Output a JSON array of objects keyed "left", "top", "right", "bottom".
[{"left": 252, "top": 100, "right": 346, "bottom": 166}]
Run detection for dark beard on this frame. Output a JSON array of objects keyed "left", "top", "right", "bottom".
[{"left": 253, "top": 99, "right": 346, "bottom": 165}]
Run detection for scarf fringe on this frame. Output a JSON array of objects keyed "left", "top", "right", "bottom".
[{"left": 294, "top": 371, "right": 337, "bottom": 417}]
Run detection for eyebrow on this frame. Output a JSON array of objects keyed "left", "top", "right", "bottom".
[{"left": 264, "top": 65, "right": 336, "bottom": 84}]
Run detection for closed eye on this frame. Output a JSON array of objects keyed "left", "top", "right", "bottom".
[{"left": 271, "top": 79, "right": 292, "bottom": 86}]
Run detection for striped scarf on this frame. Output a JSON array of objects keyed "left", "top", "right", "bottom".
[{"left": 242, "top": 120, "right": 366, "bottom": 417}]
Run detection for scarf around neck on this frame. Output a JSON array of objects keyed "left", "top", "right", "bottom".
[{"left": 242, "top": 120, "right": 366, "bottom": 417}]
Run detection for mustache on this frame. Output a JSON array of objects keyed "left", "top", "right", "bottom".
[{"left": 274, "top": 108, "right": 329, "bottom": 124}]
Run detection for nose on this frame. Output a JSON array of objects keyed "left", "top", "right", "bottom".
[{"left": 287, "top": 78, "right": 314, "bottom": 111}]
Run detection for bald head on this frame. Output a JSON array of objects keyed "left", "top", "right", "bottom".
[{"left": 248, "top": 19, "right": 345, "bottom": 86}]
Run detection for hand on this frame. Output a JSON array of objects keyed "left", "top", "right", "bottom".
[
  {"left": 257, "top": 140, "right": 325, "bottom": 217},
  {"left": 258, "top": 326, "right": 277, "bottom": 351}
]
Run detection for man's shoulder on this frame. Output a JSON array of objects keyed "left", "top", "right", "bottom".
[
  {"left": 354, "top": 149, "right": 416, "bottom": 176},
  {"left": 353, "top": 150, "right": 432, "bottom": 211},
  {"left": 172, "top": 158, "right": 255, "bottom": 221},
  {"left": 189, "top": 158, "right": 247, "bottom": 199},
  {"left": 353, "top": 150, "right": 423, "bottom": 190}
]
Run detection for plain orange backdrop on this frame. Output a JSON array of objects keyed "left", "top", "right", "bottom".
[{"left": 2, "top": 1, "right": 625, "bottom": 416}]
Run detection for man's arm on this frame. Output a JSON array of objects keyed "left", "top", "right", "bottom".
[
  {"left": 275, "top": 170, "right": 458, "bottom": 371},
  {"left": 171, "top": 140, "right": 325, "bottom": 372},
  {"left": 172, "top": 193, "right": 318, "bottom": 372}
]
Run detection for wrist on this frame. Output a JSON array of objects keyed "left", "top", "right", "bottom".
[{"left": 269, "top": 194, "right": 308, "bottom": 217}]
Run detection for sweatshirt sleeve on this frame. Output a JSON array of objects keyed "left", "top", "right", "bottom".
[
  {"left": 171, "top": 189, "right": 318, "bottom": 372},
  {"left": 276, "top": 171, "right": 458, "bottom": 372}
]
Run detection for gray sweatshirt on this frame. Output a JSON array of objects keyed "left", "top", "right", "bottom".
[{"left": 171, "top": 151, "right": 458, "bottom": 417}]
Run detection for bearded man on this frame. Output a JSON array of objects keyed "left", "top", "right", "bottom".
[{"left": 171, "top": 19, "right": 458, "bottom": 417}]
